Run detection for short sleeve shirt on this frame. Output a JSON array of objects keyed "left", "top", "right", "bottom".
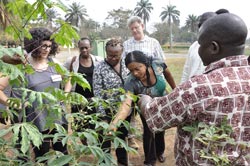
[
  {"left": 12, "top": 60, "right": 66, "bottom": 131},
  {"left": 124, "top": 61, "right": 167, "bottom": 97},
  {"left": 122, "top": 35, "right": 165, "bottom": 60}
]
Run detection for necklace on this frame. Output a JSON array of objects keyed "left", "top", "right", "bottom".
[{"left": 29, "top": 56, "right": 49, "bottom": 71}]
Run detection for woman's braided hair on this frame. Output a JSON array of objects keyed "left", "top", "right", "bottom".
[{"left": 105, "top": 38, "right": 123, "bottom": 51}]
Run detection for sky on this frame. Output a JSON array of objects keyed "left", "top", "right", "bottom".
[{"left": 64, "top": 0, "right": 250, "bottom": 34}]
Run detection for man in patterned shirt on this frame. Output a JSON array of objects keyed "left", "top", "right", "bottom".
[{"left": 139, "top": 13, "right": 250, "bottom": 165}]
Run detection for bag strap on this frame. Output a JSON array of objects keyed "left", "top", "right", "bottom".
[{"left": 69, "top": 56, "right": 77, "bottom": 72}]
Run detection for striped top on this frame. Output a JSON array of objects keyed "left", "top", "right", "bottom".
[{"left": 122, "top": 35, "right": 165, "bottom": 60}]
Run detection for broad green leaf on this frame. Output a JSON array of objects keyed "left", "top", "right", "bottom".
[
  {"left": 89, "top": 146, "right": 103, "bottom": 158},
  {"left": 29, "top": 91, "right": 36, "bottom": 104},
  {"left": 24, "top": 64, "right": 35, "bottom": 75},
  {"left": 45, "top": 87, "right": 66, "bottom": 102},
  {"left": 182, "top": 126, "right": 196, "bottom": 132},
  {"left": 48, "top": 62, "right": 68, "bottom": 75},
  {"left": 31, "top": 0, "right": 45, "bottom": 20},
  {"left": 36, "top": 92, "right": 43, "bottom": 107},
  {"left": 51, "top": 20, "right": 79, "bottom": 47},
  {"left": 113, "top": 137, "right": 127, "bottom": 149},
  {"left": 36, "top": 151, "right": 54, "bottom": 163},
  {"left": 52, "top": 133, "right": 60, "bottom": 145},
  {"left": 24, "top": 123, "right": 43, "bottom": 147},
  {"left": 66, "top": 92, "right": 88, "bottom": 106},
  {"left": 0, "top": 127, "right": 12, "bottom": 137},
  {"left": 20, "top": 125, "right": 29, "bottom": 154},
  {"left": 0, "top": 46, "right": 23, "bottom": 57},
  {"left": 82, "top": 132, "right": 96, "bottom": 144},
  {"left": 70, "top": 72, "right": 91, "bottom": 90},
  {"left": 55, "top": 123, "right": 67, "bottom": 134},
  {"left": 21, "top": 89, "right": 28, "bottom": 103},
  {"left": 19, "top": 28, "right": 32, "bottom": 41},
  {"left": 61, "top": 136, "right": 68, "bottom": 146},
  {"left": 0, "top": 62, "right": 26, "bottom": 84},
  {"left": 49, "top": 155, "right": 73, "bottom": 166},
  {"left": 78, "top": 161, "right": 94, "bottom": 166},
  {"left": 41, "top": 91, "right": 57, "bottom": 103}
]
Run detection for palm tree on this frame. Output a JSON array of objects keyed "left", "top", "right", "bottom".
[
  {"left": 84, "top": 19, "right": 100, "bottom": 32},
  {"left": 65, "top": 2, "right": 88, "bottom": 27},
  {"left": 106, "top": 7, "right": 132, "bottom": 28},
  {"left": 160, "top": 4, "right": 180, "bottom": 52},
  {"left": 133, "top": 0, "right": 153, "bottom": 31},
  {"left": 185, "top": 14, "right": 199, "bottom": 42},
  {"left": 45, "top": 8, "right": 58, "bottom": 29}
]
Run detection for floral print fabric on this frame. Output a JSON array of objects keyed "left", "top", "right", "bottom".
[{"left": 93, "top": 60, "right": 129, "bottom": 115}]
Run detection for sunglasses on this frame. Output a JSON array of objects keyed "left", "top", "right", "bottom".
[{"left": 41, "top": 44, "right": 52, "bottom": 50}]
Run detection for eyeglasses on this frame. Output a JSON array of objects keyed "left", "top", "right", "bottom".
[
  {"left": 41, "top": 44, "right": 52, "bottom": 50},
  {"left": 107, "top": 54, "right": 121, "bottom": 59}
]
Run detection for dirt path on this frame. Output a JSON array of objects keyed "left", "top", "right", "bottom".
[{"left": 127, "top": 127, "right": 176, "bottom": 166}]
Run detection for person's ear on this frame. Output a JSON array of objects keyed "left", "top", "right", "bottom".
[
  {"left": 141, "top": 23, "right": 145, "bottom": 30},
  {"left": 210, "top": 41, "right": 220, "bottom": 54}
]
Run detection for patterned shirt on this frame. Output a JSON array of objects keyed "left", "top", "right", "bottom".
[
  {"left": 142, "top": 55, "right": 250, "bottom": 165},
  {"left": 93, "top": 59, "right": 129, "bottom": 115},
  {"left": 122, "top": 35, "right": 165, "bottom": 60}
]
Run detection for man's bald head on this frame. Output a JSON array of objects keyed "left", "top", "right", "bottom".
[
  {"left": 198, "top": 13, "right": 248, "bottom": 66},
  {"left": 198, "top": 12, "right": 216, "bottom": 28}
]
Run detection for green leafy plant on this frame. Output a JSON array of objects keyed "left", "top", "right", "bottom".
[
  {"left": 183, "top": 118, "right": 250, "bottom": 166},
  {"left": 0, "top": 0, "right": 137, "bottom": 165}
]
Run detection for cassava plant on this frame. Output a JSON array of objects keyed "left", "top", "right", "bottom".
[
  {"left": 0, "top": 0, "right": 136, "bottom": 165},
  {"left": 183, "top": 118, "right": 250, "bottom": 166}
]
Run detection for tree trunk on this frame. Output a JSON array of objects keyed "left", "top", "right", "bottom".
[{"left": 168, "top": 17, "right": 173, "bottom": 52}]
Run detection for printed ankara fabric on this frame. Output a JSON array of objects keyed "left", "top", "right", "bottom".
[
  {"left": 93, "top": 60, "right": 129, "bottom": 115},
  {"left": 142, "top": 55, "right": 250, "bottom": 165}
]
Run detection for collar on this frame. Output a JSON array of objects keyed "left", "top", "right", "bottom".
[
  {"left": 204, "top": 55, "right": 249, "bottom": 74},
  {"left": 132, "top": 35, "right": 149, "bottom": 43}
]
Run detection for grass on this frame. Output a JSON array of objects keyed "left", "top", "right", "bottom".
[
  {"left": 165, "top": 57, "right": 186, "bottom": 91},
  {"left": 164, "top": 45, "right": 250, "bottom": 89},
  {"left": 244, "top": 48, "right": 250, "bottom": 55},
  {"left": 164, "top": 48, "right": 189, "bottom": 54}
]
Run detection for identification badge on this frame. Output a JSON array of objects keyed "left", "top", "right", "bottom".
[{"left": 51, "top": 74, "right": 62, "bottom": 82}]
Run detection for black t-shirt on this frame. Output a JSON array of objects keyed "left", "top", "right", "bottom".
[{"left": 75, "top": 61, "right": 94, "bottom": 99}]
